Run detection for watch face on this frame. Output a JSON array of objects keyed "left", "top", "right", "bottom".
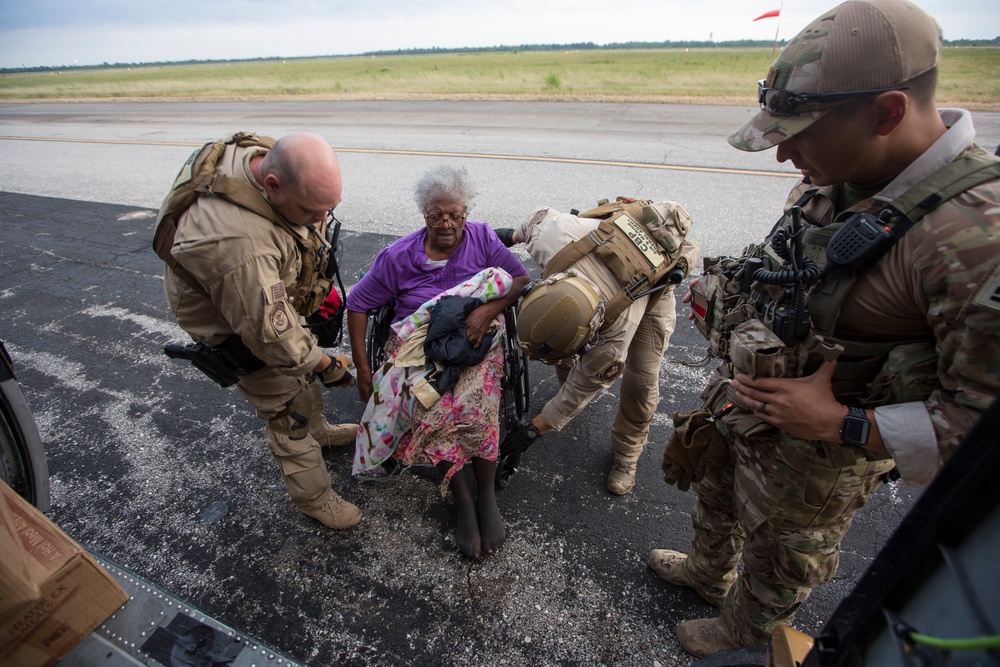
[{"left": 841, "top": 409, "right": 870, "bottom": 448}]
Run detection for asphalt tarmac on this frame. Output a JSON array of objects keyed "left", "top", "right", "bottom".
[{"left": 0, "top": 190, "right": 924, "bottom": 666}]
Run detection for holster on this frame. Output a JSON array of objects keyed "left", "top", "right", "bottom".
[
  {"left": 163, "top": 341, "right": 239, "bottom": 388},
  {"left": 163, "top": 334, "right": 266, "bottom": 388},
  {"left": 213, "top": 335, "right": 267, "bottom": 376},
  {"left": 662, "top": 375, "right": 733, "bottom": 491}
]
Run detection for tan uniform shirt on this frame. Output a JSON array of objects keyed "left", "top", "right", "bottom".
[
  {"left": 163, "top": 143, "right": 324, "bottom": 375},
  {"left": 515, "top": 208, "right": 655, "bottom": 430}
]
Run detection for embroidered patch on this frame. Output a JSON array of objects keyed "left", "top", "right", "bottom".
[
  {"left": 600, "top": 360, "right": 625, "bottom": 382},
  {"left": 271, "top": 301, "right": 293, "bottom": 336},
  {"left": 271, "top": 282, "right": 288, "bottom": 303},
  {"left": 972, "top": 262, "right": 1000, "bottom": 315},
  {"left": 529, "top": 207, "right": 549, "bottom": 227}
]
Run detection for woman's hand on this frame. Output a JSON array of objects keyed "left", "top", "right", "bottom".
[
  {"left": 356, "top": 367, "right": 374, "bottom": 404},
  {"left": 465, "top": 275, "right": 527, "bottom": 348},
  {"left": 465, "top": 304, "right": 496, "bottom": 349},
  {"left": 346, "top": 309, "right": 375, "bottom": 403}
]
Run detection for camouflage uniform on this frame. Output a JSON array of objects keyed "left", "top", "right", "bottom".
[
  {"left": 163, "top": 141, "right": 344, "bottom": 514},
  {"left": 687, "top": 112, "right": 1000, "bottom": 644}
]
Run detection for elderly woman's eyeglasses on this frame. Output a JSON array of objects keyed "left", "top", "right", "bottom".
[
  {"left": 758, "top": 79, "right": 908, "bottom": 117},
  {"left": 424, "top": 209, "right": 467, "bottom": 227}
]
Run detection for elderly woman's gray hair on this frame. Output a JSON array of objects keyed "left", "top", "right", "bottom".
[{"left": 413, "top": 165, "right": 478, "bottom": 212}]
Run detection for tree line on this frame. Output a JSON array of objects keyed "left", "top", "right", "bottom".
[{"left": 3, "top": 38, "right": 998, "bottom": 74}]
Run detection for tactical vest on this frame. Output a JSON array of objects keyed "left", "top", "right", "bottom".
[
  {"left": 541, "top": 197, "right": 692, "bottom": 324},
  {"left": 152, "top": 131, "right": 333, "bottom": 318},
  {"left": 697, "top": 147, "right": 1000, "bottom": 405}
]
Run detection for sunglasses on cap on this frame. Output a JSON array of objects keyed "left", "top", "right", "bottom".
[{"left": 758, "top": 80, "right": 909, "bottom": 117}]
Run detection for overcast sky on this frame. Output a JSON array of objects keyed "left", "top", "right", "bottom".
[{"left": 0, "top": 0, "right": 996, "bottom": 68}]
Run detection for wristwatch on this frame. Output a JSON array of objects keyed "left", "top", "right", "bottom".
[
  {"left": 521, "top": 419, "right": 542, "bottom": 441},
  {"left": 840, "top": 406, "right": 871, "bottom": 449}
]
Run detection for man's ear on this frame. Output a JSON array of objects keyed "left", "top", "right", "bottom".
[
  {"left": 873, "top": 90, "right": 908, "bottom": 136},
  {"left": 261, "top": 172, "right": 281, "bottom": 196}
]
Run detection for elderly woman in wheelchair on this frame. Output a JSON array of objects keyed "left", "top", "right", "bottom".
[{"left": 346, "top": 165, "right": 528, "bottom": 560}]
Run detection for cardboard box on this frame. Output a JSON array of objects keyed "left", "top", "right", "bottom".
[
  {"left": 0, "top": 480, "right": 128, "bottom": 667},
  {"left": 0, "top": 485, "right": 40, "bottom": 624}
]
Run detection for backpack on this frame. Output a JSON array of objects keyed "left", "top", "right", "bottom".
[{"left": 542, "top": 197, "right": 697, "bottom": 323}]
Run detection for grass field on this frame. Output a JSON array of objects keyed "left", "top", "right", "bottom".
[{"left": 2, "top": 47, "right": 998, "bottom": 110}]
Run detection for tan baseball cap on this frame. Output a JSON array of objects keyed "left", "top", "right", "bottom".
[{"left": 728, "top": 0, "right": 941, "bottom": 152}]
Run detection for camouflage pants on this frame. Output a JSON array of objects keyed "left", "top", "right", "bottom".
[
  {"left": 237, "top": 369, "right": 335, "bottom": 510},
  {"left": 686, "top": 428, "right": 895, "bottom": 644}
]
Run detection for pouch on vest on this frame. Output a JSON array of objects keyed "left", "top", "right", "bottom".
[
  {"left": 549, "top": 197, "right": 698, "bottom": 324},
  {"left": 689, "top": 273, "right": 720, "bottom": 341},
  {"left": 860, "top": 341, "right": 940, "bottom": 408},
  {"left": 730, "top": 319, "right": 798, "bottom": 378},
  {"left": 721, "top": 321, "right": 798, "bottom": 438},
  {"left": 662, "top": 408, "right": 729, "bottom": 492}
]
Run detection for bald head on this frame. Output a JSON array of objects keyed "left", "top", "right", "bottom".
[{"left": 259, "top": 132, "right": 342, "bottom": 226}]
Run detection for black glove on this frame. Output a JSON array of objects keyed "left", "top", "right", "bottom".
[
  {"left": 318, "top": 354, "right": 356, "bottom": 388},
  {"left": 496, "top": 420, "right": 541, "bottom": 490},
  {"left": 500, "top": 420, "right": 542, "bottom": 459},
  {"left": 494, "top": 228, "right": 516, "bottom": 248}
]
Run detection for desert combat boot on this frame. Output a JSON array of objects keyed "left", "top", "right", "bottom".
[
  {"left": 301, "top": 491, "right": 363, "bottom": 529},
  {"left": 676, "top": 617, "right": 744, "bottom": 658},
  {"left": 312, "top": 422, "right": 359, "bottom": 448},
  {"left": 607, "top": 455, "right": 637, "bottom": 495},
  {"left": 647, "top": 549, "right": 730, "bottom": 608}
]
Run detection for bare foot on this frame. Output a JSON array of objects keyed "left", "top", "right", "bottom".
[
  {"left": 472, "top": 457, "right": 506, "bottom": 555},
  {"left": 440, "top": 461, "right": 482, "bottom": 560},
  {"left": 455, "top": 500, "right": 482, "bottom": 560},
  {"left": 478, "top": 496, "right": 506, "bottom": 554}
]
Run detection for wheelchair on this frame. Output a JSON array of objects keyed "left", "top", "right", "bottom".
[{"left": 364, "top": 300, "right": 529, "bottom": 489}]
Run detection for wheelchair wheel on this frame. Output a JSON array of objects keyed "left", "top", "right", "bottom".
[
  {"left": 496, "top": 307, "right": 529, "bottom": 490},
  {"left": 365, "top": 302, "right": 394, "bottom": 373},
  {"left": 505, "top": 306, "right": 529, "bottom": 418},
  {"left": 0, "top": 341, "right": 50, "bottom": 511}
]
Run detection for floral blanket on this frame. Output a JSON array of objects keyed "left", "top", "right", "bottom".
[{"left": 352, "top": 267, "right": 513, "bottom": 475}]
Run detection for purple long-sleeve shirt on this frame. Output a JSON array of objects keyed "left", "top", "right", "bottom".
[{"left": 346, "top": 221, "right": 528, "bottom": 322}]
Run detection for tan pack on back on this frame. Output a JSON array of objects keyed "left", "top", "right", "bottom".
[
  {"left": 152, "top": 132, "right": 333, "bottom": 317},
  {"left": 153, "top": 132, "right": 278, "bottom": 294},
  {"left": 543, "top": 196, "right": 696, "bottom": 323}
]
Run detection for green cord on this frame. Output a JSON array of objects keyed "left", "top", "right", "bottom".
[{"left": 909, "top": 632, "right": 1000, "bottom": 651}]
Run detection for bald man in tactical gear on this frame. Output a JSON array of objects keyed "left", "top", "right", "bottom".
[{"left": 160, "top": 132, "right": 362, "bottom": 530}]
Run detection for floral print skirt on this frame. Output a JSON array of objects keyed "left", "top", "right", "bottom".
[{"left": 396, "top": 341, "right": 502, "bottom": 495}]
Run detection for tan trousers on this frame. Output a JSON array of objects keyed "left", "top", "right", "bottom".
[
  {"left": 543, "top": 292, "right": 676, "bottom": 461},
  {"left": 611, "top": 293, "right": 676, "bottom": 461},
  {"left": 236, "top": 369, "right": 333, "bottom": 510}
]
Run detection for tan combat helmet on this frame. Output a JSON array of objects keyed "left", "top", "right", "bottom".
[{"left": 516, "top": 271, "right": 605, "bottom": 361}]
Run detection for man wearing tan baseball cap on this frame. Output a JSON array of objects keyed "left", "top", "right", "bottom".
[{"left": 648, "top": 0, "right": 1000, "bottom": 658}]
